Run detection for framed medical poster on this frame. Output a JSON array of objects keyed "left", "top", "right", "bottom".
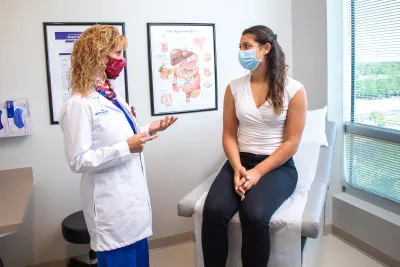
[
  {"left": 147, "top": 23, "right": 218, "bottom": 116},
  {"left": 43, "top": 22, "right": 129, "bottom": 124}
]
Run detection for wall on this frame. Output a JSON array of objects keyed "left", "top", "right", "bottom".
[
  {"left": 0, "top": 0, "right": 293, "bottom": 266},
  {"left": 326, "top": 0, "right": 344, "bottom": 228},
  {"left": 333, "top": 194, "right": 400, "bottom": 263},
  {"left": 292, "top": 0, "right": 328, "bottom": 109},
  {"left": 291, "top": 0, "right": 343, "bottom": 228}
]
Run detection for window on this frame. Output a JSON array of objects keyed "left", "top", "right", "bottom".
[{"left": 344, "top": 0, "right": 400, "bottom": 203}]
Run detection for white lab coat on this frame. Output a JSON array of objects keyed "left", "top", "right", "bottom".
[{"left": 59, "top": 91, "right": 152, "bottom": 252}]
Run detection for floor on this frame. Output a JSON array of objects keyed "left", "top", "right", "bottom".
[
  {"left": 321, "top": 235, "right": 385, "bottom": 267},
  {"left": 150, "top": 235, "right": 385, "bottom": 267}
]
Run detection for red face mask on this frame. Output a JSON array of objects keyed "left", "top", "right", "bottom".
[{"left": 105, "top": 57, "right": 127, "bottom": 79}]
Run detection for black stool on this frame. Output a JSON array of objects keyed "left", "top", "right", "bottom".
[{"left": 62, "top": 211, "right": 97, "bottom": 267}]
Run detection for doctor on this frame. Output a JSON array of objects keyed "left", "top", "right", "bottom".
[{"left": 59, "top": 25, "right": 177, "bottom": 267}]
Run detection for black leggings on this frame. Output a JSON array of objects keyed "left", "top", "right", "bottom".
[{"left": 201, "top": 152, "right": 298, "bottom": 267}]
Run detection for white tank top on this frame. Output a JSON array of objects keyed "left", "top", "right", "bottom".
[{"left": 230, "top": 74, "right": 303, "bottom": 155}]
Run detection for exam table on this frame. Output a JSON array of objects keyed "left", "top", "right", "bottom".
[{"left": 177, "top": 121, "right": 336, "bottom": 267}]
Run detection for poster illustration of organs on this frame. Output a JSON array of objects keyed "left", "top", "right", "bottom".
[{"left": 147, "top": 23, "right": 218, "bottom": 115}]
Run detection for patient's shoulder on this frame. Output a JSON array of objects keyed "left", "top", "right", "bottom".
[
  {"left": 229, "top": 74, "right": 251, "bottom": 97},
  {"left": 285, "top": 76, "right": 304, "bottom": 100}
]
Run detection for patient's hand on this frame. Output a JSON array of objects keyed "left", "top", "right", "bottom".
[
  {"left": 240, "top": 168, "right": 263, "bottom": 194},
  {"left": 234, "top": 167, "right": 249, "bottom": 198}
]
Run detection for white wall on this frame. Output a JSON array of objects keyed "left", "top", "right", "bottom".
[
  {"left": 0, "top": 0, "right": 293, "bottom": 266},
  {"left": 326, "top": 0, "right": 345, "bottom": 227},
  {"left": 292, "top": 0, "right": 343, "bottom": 228},
  {"left": 333, "top": 194, "right": 400, "bottom": 262},
  {"left": 292, "top": 0, "right": 328, "bottom": 109}
]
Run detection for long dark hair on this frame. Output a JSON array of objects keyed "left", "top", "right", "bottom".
[{"left": 243, "top": 25, "right": 288, "bottom": 114}]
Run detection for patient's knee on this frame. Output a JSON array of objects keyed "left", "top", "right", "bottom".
[
  {"left": 239, "top": 207, "right": 270, "bottom": 228},
  {"left": 203, "top": 202, "right": 232, "bottom": 226}
]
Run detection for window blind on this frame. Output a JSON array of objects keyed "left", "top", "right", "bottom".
[
  {"left": 344, "top": 0, "right": 400, "bottom": 203},
  {"left": 344, "top": 133, "right": 400, "bottom": 203},
  {"left": 346, "top": 0, "right": 400, "bottom": 129}
]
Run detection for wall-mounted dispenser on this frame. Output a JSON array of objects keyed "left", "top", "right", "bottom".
[{"left": 0, "top": 99, "right": 31, "bottom": 138}]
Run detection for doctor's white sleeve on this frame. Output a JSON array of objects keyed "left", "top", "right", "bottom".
[
  {"left": 59, "top": 100, "right": 131, "bottom": 173},
  {"left": 139, "top": 124, "right": 150, "bottom": 136}
]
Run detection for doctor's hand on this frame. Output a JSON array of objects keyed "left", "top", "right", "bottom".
[
  {"left": 126, "top": 132, "right": 158, "bottom": 153},
  {"left": 149, "top": 116, "right": 178, "bottom": 135}
]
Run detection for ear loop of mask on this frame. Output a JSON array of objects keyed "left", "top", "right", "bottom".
[
  {"left": 106, "top": 55, "right": 113, "bottom": 66},
  {"left": 256, "top": 44, "right": 269, "bottom": 61},
  {"left": 243, "top": 44, "right": 269, "bottom": 75}
]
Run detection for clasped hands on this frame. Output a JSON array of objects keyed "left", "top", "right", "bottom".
[{"left": 234, "top": 166, "right": 263, "bottom": 201}]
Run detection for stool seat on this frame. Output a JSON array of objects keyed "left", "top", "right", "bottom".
[{"left": 62, "top": 211, "right": 90, "bottom": 244}]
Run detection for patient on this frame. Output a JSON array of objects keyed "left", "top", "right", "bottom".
[{"left": 201, "top": 25, "right": 307, "bottom": 267}]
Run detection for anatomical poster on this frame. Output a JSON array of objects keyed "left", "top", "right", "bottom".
[{"left": 147, "top": 23, "right": 218, "bottom": 116}]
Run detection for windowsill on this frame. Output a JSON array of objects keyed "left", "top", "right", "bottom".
[
  {"left": 343, "top": 186, "right": 400, "bottom": 216},
  {"left": 333, "top": 192, "right": 400, "bottom": 226}
]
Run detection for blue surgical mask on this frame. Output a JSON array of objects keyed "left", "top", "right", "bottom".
[{"left": 238, "top": 47, "right": 264, "bottom": 71}]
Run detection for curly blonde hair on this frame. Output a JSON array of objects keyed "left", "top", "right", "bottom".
[{"left": 69, "top": 25, "right": 128, "bottom": 96}]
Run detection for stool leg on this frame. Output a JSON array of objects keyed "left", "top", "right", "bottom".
[
  {"left": 68, "top": 258, "right": 93, "bottom": 267},
  {"left": 89, "top": 249, "right": 97, "bottom": 266},
  {"left": 67, "top": 258, "right": 79, "bottom": 267}
]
